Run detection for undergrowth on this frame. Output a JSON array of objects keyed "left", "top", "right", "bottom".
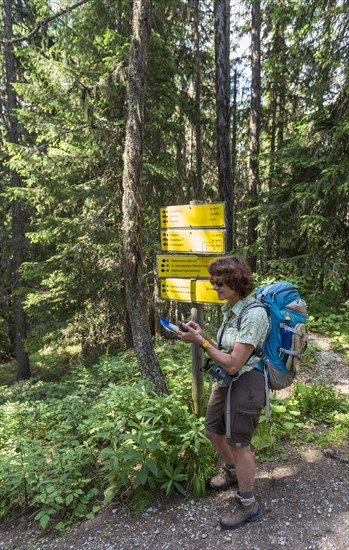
[
  {"left": 0, "top": 343, "right": 216, "bottom": 531},
  {"left": 253, "top": 382, "right": 349, "bottom": 461},
  {"left": 0, "top": 339, "right": 348, "bottom": 532}
]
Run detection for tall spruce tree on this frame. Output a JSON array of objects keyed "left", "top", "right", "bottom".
[
  {"left": 3, "top": 0, "right": 30, "bottom": 379},
  {"left": 193, "top": 0, "right": 203, "bottom": 201},
  {"left": 121, "top": 0, "right": 167, "bottom": 394},
  {"left": 214, "top": 0, "right": 233, "bottom": 252},
  {"left": 247, "top": 0, "right": 261, "bottom": 272}
]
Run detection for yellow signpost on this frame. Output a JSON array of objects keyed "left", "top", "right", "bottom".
[
  {"left": 160, "top": 203, "right": 225, "bottom": 228},
  {"left": 157, "top": 255, "right": 221, "bottom": 278},
  {"left": 160, "top": 229, "right": 225, "bottom": 254},
  {"left": 160, "top": 278, "right": 225, "bottom": 305},
  {"left": 158, "top": 202, "right": 227, "bottom": 418}
]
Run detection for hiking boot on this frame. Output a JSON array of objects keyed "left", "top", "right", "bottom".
[
  {"left": 209, "top": 464, "right": 237, "bottom": 491},
  {"left": 219, "top": 493, "right": 263, "bottom": 530}
]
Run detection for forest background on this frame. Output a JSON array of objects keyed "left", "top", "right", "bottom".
[
  {"left": 0, "top": 0, "right": 348, "bottom": 533},
  {"left": 1, "top": 0, "right": 349, "bottom": 379}
]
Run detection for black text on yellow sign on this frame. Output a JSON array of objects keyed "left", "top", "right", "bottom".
[
  {"left": 160, "top": 229, "right": 226, "bottom": 254},
  {"left": 157, "top": 255, "right": 221, "bottom": 278},
  {"left": 160, "top": 278, "right": 225, "bottom": 304},
  {"left": 160, "top": 203, "right": 225, "bottom": 229}
]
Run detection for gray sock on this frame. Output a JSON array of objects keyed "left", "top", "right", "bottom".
[{"left": 238, "top": 491, "right": 254, "bottom": 500}]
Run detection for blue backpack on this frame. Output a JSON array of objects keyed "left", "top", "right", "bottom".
[
  {"left": 208, "top": 281, "right": 307, "bottom": 432},
  {"left": 238, "top": 281, "right": 308, "bottom": 391}
]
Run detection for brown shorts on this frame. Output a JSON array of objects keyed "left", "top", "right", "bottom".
[{"left": 204, "top": 369, "right": 265, "bottom": 447}]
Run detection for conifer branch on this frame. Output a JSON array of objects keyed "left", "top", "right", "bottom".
[
  {"left": 0, "top": 0, "right": 93, "bottom": 45},
  {"left": 84, "top": 62, "right": 127, "bottom": 93}
]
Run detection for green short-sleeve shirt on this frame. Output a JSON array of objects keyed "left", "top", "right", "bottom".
[{"left": 216, "top": 295, "right": 269, "bottom": 380}]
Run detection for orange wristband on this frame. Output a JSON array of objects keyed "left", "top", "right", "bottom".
[{"left": 201, "top": 340, "right": 210, "bottom": 350}]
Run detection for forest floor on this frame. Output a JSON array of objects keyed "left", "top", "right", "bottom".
[{"left": 0, "top": 333, "right": 348, "bottom": 550}]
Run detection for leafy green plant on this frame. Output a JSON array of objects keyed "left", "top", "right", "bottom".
[
  {"left": 158, "top": 464, "right": 187, "bottom": 496},
  {"left": 292, "top": 383, "right": 348, "bottom": 423},
  {"left": 314, "top": 412, "right": 349, "bottom": 447},
  {"left": 302, "top": 343, "right": 321, "bottom": 367},
  {"left": 253, "top": 382, "right": 349, "bottom": 459},
  {"left": 0, "top": 343, "right": 217, "bottom": 529},
  {"left": 93, "top": 384, "right": 215, "bottom": 506},
  {"left": 305, "top": 296, "right": 349, "bottom": 348}
]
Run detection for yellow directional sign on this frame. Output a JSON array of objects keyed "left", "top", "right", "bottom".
[
  {"left": 160, "top": 203, "right": 225, "bottom": 229},
  {"left": 157, "top": 255, "right": 221, "bottom": 278},
  {"left": 160, "top": 278, "right": 225, "bottom": 304},
  {"left": 161, "top": 229, "right": 226, "bottom": 254}
]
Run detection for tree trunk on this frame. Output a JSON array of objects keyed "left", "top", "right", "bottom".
[
  {"left": 214, "top": 0, "right": 232, "bottom": 252},
  {"left": 3, "top": 0, "right": 31, "bottom": 380},
  {"left": 121, "top": 0, "right": 167, "bottom": 394},
  {"left": 193, "top": 0, "right": 203, "bottom": 201},
  {"left": 265, "top": 81, "right": 277, "bottom": 266},
  {"left": 270, "top": 21, "right": 287, "bottom": 261},
  {"left": 247, "top": 0, "right": 261, "bottom": 272},
  {"left": 231, "top": 68, "right": 238, "bottom": 251}
]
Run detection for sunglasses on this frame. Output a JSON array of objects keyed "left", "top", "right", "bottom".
[{"left": 210, "top": 278, "right": 225, "bottom": 288}]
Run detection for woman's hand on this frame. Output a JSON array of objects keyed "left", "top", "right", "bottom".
[
  {"left": 177, "top": 323, "right": 205, "bottom": 346},
  {"left": 186, "top": 321, "right": 204, "bottom": 335}
]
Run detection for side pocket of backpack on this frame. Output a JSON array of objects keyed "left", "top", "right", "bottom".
[{"left": 285, "top": 323, "right": 308, "bottom": 373}]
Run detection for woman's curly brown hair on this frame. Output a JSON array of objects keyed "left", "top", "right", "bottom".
[{"left": 208, "top": 256, "right": 254, "bottom": 298}]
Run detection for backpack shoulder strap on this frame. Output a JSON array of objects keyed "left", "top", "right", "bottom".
[{"left": 237, "top": 302, "right": 271, "bottom": 359}]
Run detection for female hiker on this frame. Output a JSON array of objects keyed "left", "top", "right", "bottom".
[{"left": 177, "top": 256, "right": 269, "bottom": 530}]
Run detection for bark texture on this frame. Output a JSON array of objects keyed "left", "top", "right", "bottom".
[
  {"left": 214, "top": 0, "right": 233, "bottom": 252},
  {"left": 247, "top": 0, "right": 261, "bottom": 272},
  {"left": 194, "top": 0, "right": 203, "bottom": 201},
  {"left": 121, "top": 0, "right": 167, "bottom": 394},
  {"left": 3, "top": 0, "right": 31, "bottom": 380}
]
